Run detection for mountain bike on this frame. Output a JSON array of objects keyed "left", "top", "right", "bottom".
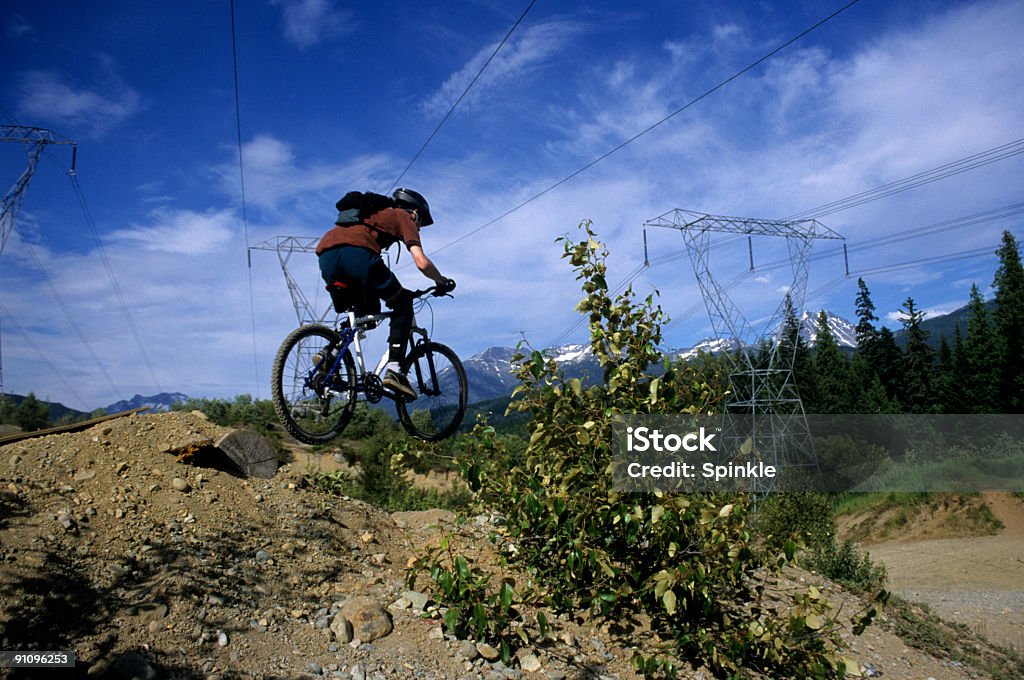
[{"left": 271, "top": 286, "right": 468, "bottom": 444}]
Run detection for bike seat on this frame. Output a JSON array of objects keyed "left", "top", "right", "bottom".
[{"left": 326, "top": 279, "right": 382, "bottom": 317}]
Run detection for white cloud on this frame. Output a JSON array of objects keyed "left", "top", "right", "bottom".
[
  {"left": 17, "top": 68, "right": 142, "bottom": 137},
  {"left": 109, "top": 208, "right": 237, "bottom": 255},
  {"left": 270, "top": 0, "right": 353, "bottom": 50},
  {"left": 824, "top": 1, "right": 1024, "bottom": 185},
  {"left": 421, "top": 20, "right": 583, "bottom": 119},
  {"left": 214, "top": 134, "right": 394, "bottom": 219}
]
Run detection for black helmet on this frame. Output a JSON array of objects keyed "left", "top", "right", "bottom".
[{"left": 392, "top": 187, "right": 433, "bottom": 226}]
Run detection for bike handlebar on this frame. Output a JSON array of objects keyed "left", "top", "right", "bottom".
[{"left": 411, "top": 285, "right": 453, "bottom": 299}]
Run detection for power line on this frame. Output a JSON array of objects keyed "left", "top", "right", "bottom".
[
  {"left": 430, "top": 0, "right": 863, "bottom": 258},
  {"left": 229, "top": 0, "right": 263, "bottom": 398},
  {"left": 389, "top": 0, "right": 538, "bottom": 192},
  {"left": 0, "top": 299, "right": 88, "bottom": 408},
  {"left": 36, "top": 142, "right": 164, "bottom": 393},
  {"left": 67, "top": 172, "right": 163, "bottom": 392},
  {"left": 804, "top": 245, "right": 999, "bottom": 303},
  {"left": 17, "top": 239, "right": 124, "bottom": 400},
  {"left": 786, "top": 138, "right": 1024, "bottom": 220}
]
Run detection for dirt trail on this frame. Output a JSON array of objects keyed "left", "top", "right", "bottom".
[{"left": 866, "top": 494, "right": 1024, "bottom": 651}]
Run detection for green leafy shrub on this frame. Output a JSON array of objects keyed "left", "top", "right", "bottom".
[
  {"left": 757, "top": 491, "right": 887, "bottom": 592},
  {"left": 757, "top": 492, "right": 836, "bottom": 551},
  {"left": 412, "top": 533, "right": 531, "bottom": 664},
  {"left": 810, "top": 539, "right": 887, "bottom": 591},
  {"left": 415, "top": 222, "right": 872, "bottom": 677},
  {"left": 310, "top": 436, "right": 472, "bottom": 512}
]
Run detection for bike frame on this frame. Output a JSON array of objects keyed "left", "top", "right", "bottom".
[{"left": 312, "top": 307, "right": 429, "bottom": 401}]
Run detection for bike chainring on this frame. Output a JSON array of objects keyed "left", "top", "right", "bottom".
[{"left": 364, "top": 374, "right": 384, "bottom": 403}]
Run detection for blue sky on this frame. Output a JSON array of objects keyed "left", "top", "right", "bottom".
[{"left": 1, "top": 0, "right": 1022, "bottom": 411}]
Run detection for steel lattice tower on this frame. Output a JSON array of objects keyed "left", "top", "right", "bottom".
[
  {"left": 646, "top": 209, "right": 845, "bottom": 494},
  {"left": 1, "top": 126, "right": 77, "bottom": 395},
  {"left": 248, "top": 236, "right": 332, "bottom": 325}
]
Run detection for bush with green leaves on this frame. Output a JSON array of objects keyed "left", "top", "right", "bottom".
[
  {"left": 757, "top": 492, "right": 886, "bottom": 592},
  {"left": 172, "top": 394, "right": 278, "bottom": 432},
  {"left": 415, "top": 222, "right": 878, "bottom": 678},
  {"left": 311, "top": 435, "right": 473, "bottom": 512},
  {"left": 757, "top": 492, "right": 836, "bottom": 552}
]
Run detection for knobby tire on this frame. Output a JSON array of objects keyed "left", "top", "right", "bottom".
[
  {"left": 396, "top": 341, "right": 468, "bottom": 442},
  {"left": 271, "top": 324, "right": 356, "bottom": 444}
]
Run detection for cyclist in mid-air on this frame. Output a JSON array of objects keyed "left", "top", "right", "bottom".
[{"left": 315, "top": 187, "right": 455, "bottom": 401}]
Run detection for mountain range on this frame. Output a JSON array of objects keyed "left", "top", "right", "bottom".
[
  {"left": 0, "top": 391, "right": 189, "bottom": 425},
  {"left": 3, "top": 301, "right": 991, "bottom": 417},
  {"left": 104, "top": 392, "right": 191, "bottom": 414},
  {"left": 459, "top": 310, "right": 859, "bottom": 403}
]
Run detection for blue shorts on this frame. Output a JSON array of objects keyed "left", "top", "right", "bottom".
[{"left": 318, "top": 246, "right": 403, "bottom": 299}]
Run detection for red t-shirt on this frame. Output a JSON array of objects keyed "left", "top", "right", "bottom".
[{"left": 315, "top": 207, "right": 422, "bottom": 255}]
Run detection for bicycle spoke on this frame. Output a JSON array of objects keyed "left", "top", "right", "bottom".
[{"left": 272, "top": 325, "right": 356, "bottom": 444}]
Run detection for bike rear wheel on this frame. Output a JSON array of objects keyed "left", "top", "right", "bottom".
[
  {"left": 396, "top": 341, "right": 468, "bottom": 441},
  {"left": 272, "top": 324, "right": 357, "bottom": 444}
]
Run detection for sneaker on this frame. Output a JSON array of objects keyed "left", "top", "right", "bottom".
[
  {"left": 311, "top": 348, "right": 332, "bottom": 375},
  {"left": 383, "top": 369, "right": 417, "bottom": 401}
]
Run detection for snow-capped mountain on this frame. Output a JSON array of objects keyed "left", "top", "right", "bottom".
[
  {"left": 545, "top": 343, "right": 591, "bottom": 364},
  {"left": 459, "top": 347, "right": 519, "bottom": 403},
  {"left": 675, "top": 337, "right": 742, "bottom": 361},
  {"left": 460, "top": 343, "right": 601, "bottom": 403},
  {"left": 104, "top": 392, "right": 190, "bottom": 414},
  {"left": 796, "top": 310, "right": 858, "bottom": 348},
  {"left": 449, "top": 311, "right": 858, "bottom": 404},
  {"left": 675, "top": 311, "right": 858, "bottom": 359}
]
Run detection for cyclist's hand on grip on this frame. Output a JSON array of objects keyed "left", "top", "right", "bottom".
[{"left": 434, "top": 278, "right": 456, "bottom": 296}]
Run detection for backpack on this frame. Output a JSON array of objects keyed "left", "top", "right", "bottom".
[{"left": 335, "top": 191, "right": 396, "bottom": 226}]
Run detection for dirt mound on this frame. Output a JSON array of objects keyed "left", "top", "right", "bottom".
[
  {"left": 0, "top": 411, "right": 644, "bottom": 678},
  {"left": 838, "top": 493, "right": 1007, "bottom": 544},
  {"left": 0, "top": 411, "right": 1009, "bottom": 678}
]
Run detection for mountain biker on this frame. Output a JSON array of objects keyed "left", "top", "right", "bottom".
[{"left": 315, "top": 187, "right": 455, "bottom": 401}]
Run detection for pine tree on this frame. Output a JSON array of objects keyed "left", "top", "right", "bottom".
[
  {"left": 848, "top": 354, "right": 896, "bottom": 413},
  {"left": 854, "top": 278, "right": 879, "bottom": 355},
  {"left": 778, "top": 294, "right": 813, "bottom": 404},
  {"left": 851, "top": 280, "right": 884, "bottom": 409},
  {"left": 872, "top": 326, "right": 903, "bottom": 408},
  {"left": 993, "top": 230, "right": 1024, "bottom": 411},
  {"left": 898, "top": 297, "right": 935, "bottom": 413},
  {"left": 932, "top": 335, "right": 958, "bottom": 413},
  {"left": 811, "top": 310, "right": 851, "bottom": 413},
  {"left": 14, "top": 393, "right": 50, "bottom": 432},
  {"left": 962, "top": 284, "right": 1001, "bottom": 412},
  {"left": 0, "top": 394, "right": 15, "bottom": 425},
  {"left": 952, "top": 324, "right": 967, "bottom": 375}
]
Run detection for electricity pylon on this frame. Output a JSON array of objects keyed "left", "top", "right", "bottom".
[
  {"left": 1, "top": 126, "right": 77, "bottom": 396},
  {"left": 1, "top": 126, "right": 77, "bottom": 254},
  {"left": 248, "top": 236, "right": 332, "bottom": 325},
  {"left": 645, "top": 209, "right": 846, "bottom": 494}
]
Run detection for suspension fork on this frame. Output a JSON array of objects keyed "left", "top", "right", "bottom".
[{"left": 405, "top": 327, "right": 439, "bottom": 395}]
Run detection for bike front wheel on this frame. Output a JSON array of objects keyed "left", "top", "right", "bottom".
[
  {"left": 396, "top": 341, "right": 468, "bottom": 441},
  {"left": 272, "top": 324, "right": 357, "bottom": 444}
]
